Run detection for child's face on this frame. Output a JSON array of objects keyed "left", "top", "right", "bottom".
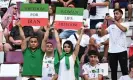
[
  {"left": 63, "top": 44, "right": 71, "bottom": 53},
  {"left": 89, "top": 55, "right": 98, "bottom": 64}
]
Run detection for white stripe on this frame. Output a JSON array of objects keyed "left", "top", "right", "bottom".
[
  {"left": 20, "top": 12, "right": 48, "bottom": 18},
  {"left": 55, "top": 15, "right": 83, "bottom": 22}
]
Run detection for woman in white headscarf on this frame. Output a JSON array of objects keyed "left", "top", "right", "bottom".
[{"left": 1, "top": 4, "right": 20, "bottom": 42}]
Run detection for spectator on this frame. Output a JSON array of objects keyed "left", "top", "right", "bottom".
[
  {"left": 89, "top": 22, "right": 109, "bottom": 62},
  {"left": 67, "top": 27, "right": 90, "bottom": 61},
  {"left": 88, "top": 0, "right": 109, "bottom": 29},
  {"left": 49, "top": 4, "right": 56, "bottom": 27},
  {"left": 42, "top": 26, "right": 55, "bottom": 80},
  {"left": 19, "top": 24, "right": 49, "bottom": 80},
  {"left": 4, "top": 21, "right": 34, "bottom": 52},
  {"left": 59, "top": 2, "right": 76, "bottom": 39},
  {"left": 54, "top": 27, "right": 84, "bottom": 80},
  {"left": 104, "top": 9, "right": 129, "bottom": 80},
  {"left": 1, "top": 5, "right": 19, "bottom": 42},
  {"left": 82, "top": 50, "right": 103, "bottom": 80},
  {"left": 119, "top": 61, "right": 133, "bottom": 80},
  {"left": 114, "top": 0, "right": 132, "bottom": 21}
]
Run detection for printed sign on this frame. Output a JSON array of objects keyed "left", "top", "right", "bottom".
[
  {"left": 99, "top": 63, "right": 108, "bottom": 76},
  {"left": 0, "top": 64, "right": 20, "bottom": 77},
  {"left": 20, "top": 4, "right": 48, "bottom": 26},
  {"left": 55, "top": 7, "right": 84, "bottom": 30}
]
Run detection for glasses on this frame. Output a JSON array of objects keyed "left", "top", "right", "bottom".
[
  {"left": 14, "top": 7, "right": 18, "bottom": 10},
  {"left": 46, "top": 45, "right": 53, "bottom": 48},
  {"left": 96, "top": 28, "right": 101, "bottom": 29}
]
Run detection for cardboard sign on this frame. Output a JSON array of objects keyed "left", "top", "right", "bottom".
[
  {"left": 0, "top": 64, "right": 20, "bottom": 77},
  {"left": 20, "top": 4, "right": 48, "bottom": 26},
  {"left": 55, "top": 7, "right": 84, "bottom": 30},
  {"left": 99, "top": 63, "right": 108, "bottom": 76}
]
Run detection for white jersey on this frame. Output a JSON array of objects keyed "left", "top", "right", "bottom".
[
  {"left": 106, "top": 22, "right": 129, "bottom": 53},
  {"left": 58, "top": 55, "right": 75, "bottom": 80},
  {"left": 42, "top": 54, "right": 55, "bottom": 80},
  {"left": 82, "top": 63, "right": 103, "bottom": 79},
  {"left": 119, "top": 75, "right": 133, "bottom": 80}
]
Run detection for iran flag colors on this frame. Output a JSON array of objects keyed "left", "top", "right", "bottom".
[
  {"left": 20, "top": 4, "right": 48, "bottom": 26},
  {"left": 55, "top": 7, "right": 84, "bottom": 30}
]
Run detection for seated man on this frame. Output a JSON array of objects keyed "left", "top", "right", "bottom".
[
  {"left": 114, "top": 0, "right": 132, "bottom": 21},
  {"left": 82, "top": 50, "right": 103, "bottom": 80},
  {"left": 89, "top": 22, "right": 109, "bottom": 62},
  {"left": 4, "top": 23, "right": 34, "bottom": 52}
]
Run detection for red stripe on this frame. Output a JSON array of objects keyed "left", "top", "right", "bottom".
[
  {"left": 55, "top": 21, "right": 82, "bottom": 30},
  {"left": 20, "top": 18, "right": 48, "bottom": 26}
]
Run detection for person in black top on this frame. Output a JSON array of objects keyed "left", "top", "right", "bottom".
[{"left": 3, "top": 21, "right": 34, "bottom": 52}]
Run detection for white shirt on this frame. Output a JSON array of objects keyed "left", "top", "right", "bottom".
[
  {"left": 42, "top": 54, "right": 55, "bottom": 80},
  {"left": 82, "top": 63, "right": 103, "bottom": 79},
  {"left": 50, "top": 16, "right": 54, "bottom": 26},
  {"left": 119, "top": 75, "right": 133, "bottom": 80},
  {"left": 67, "top": 33, "right": 90, "bottom": 47},
  {"left": 58, "top": 55, "right": 75, "bottom": 80},
  {"left": 91, "top": 34, "right": 109, "bottom": 52},
  {"left": 106, "top": 22, "right": 129, "bottom": 53},
  {"left": 88, "top": 0, "right": 109, "bottom": 19}
]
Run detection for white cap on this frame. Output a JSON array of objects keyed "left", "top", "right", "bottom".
[{"left": 95, "top": 22, "right": 103, "bottom": 29}]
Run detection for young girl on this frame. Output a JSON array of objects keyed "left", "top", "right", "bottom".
[{"left": 53, "top": 28, "right": 84, "bottom": 80}]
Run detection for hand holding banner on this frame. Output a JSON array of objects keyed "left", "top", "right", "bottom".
[{"left": 20, "top": 4, "right": 49, "bottom": 27}]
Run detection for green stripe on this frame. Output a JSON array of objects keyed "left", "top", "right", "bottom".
[
  {"left": 56, "top": 7, "right": 84, "bottom": 16},
  {"left": 20, "top": 3, "right": 48, "bottom": 12}
]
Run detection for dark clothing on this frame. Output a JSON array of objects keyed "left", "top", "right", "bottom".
[
  {"left": 90, "top": 19, "right": 104, "bottom": 29},
  {"left": 10, "top": 26, "right": 34, "bottom": 40},
  {"left": 75, "top": 0, "right": 88, "bottom": 9},
  {"left": 108, "top": 51, "right": 128, "bottom": 80},
  {"left": 36, "top": 0, "right": 41, "bottom": 3},
  {"left": 9, "top": 26, "right": 34, "bottom": 50},
  {"left": 115, "top": 0, "right": 128, "bottom": 2}
]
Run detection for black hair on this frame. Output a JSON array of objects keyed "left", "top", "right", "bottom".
[
  {"left": 63, "top": 40, "right": 73, "bottom": 52},
  {"left": 46, "top": 41, "right": 53, "bottom": 46},
  {"left": 68, "top": 2, "right": 75, "bottom": 7},
  {"left": 28, "top": 78, "right": 36, "bottom": 80},
  {"left": 113, "top": 8, "right": 123, "bottom": 14},
  {"left": 88, "top": 50, "right": 99, "bottom": 57},
  {"left": 50, "top": 3, "right": 56, "bottom": 14},
  {"left": 129, "top": 61, "right": 133, "bottom": 72},
  {"left": 29, "top": 35, "right": 39, "bottom": 43}
]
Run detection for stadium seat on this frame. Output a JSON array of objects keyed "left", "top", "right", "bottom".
[
  {"left": 0, "top": 64, "right": 20, "bottom": 77},
  {"left": 0, "top": 52, "right": 4, "bottom": 64},
  {"left": 5, "top": 51, "right": 23, "bottom": 64}
]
